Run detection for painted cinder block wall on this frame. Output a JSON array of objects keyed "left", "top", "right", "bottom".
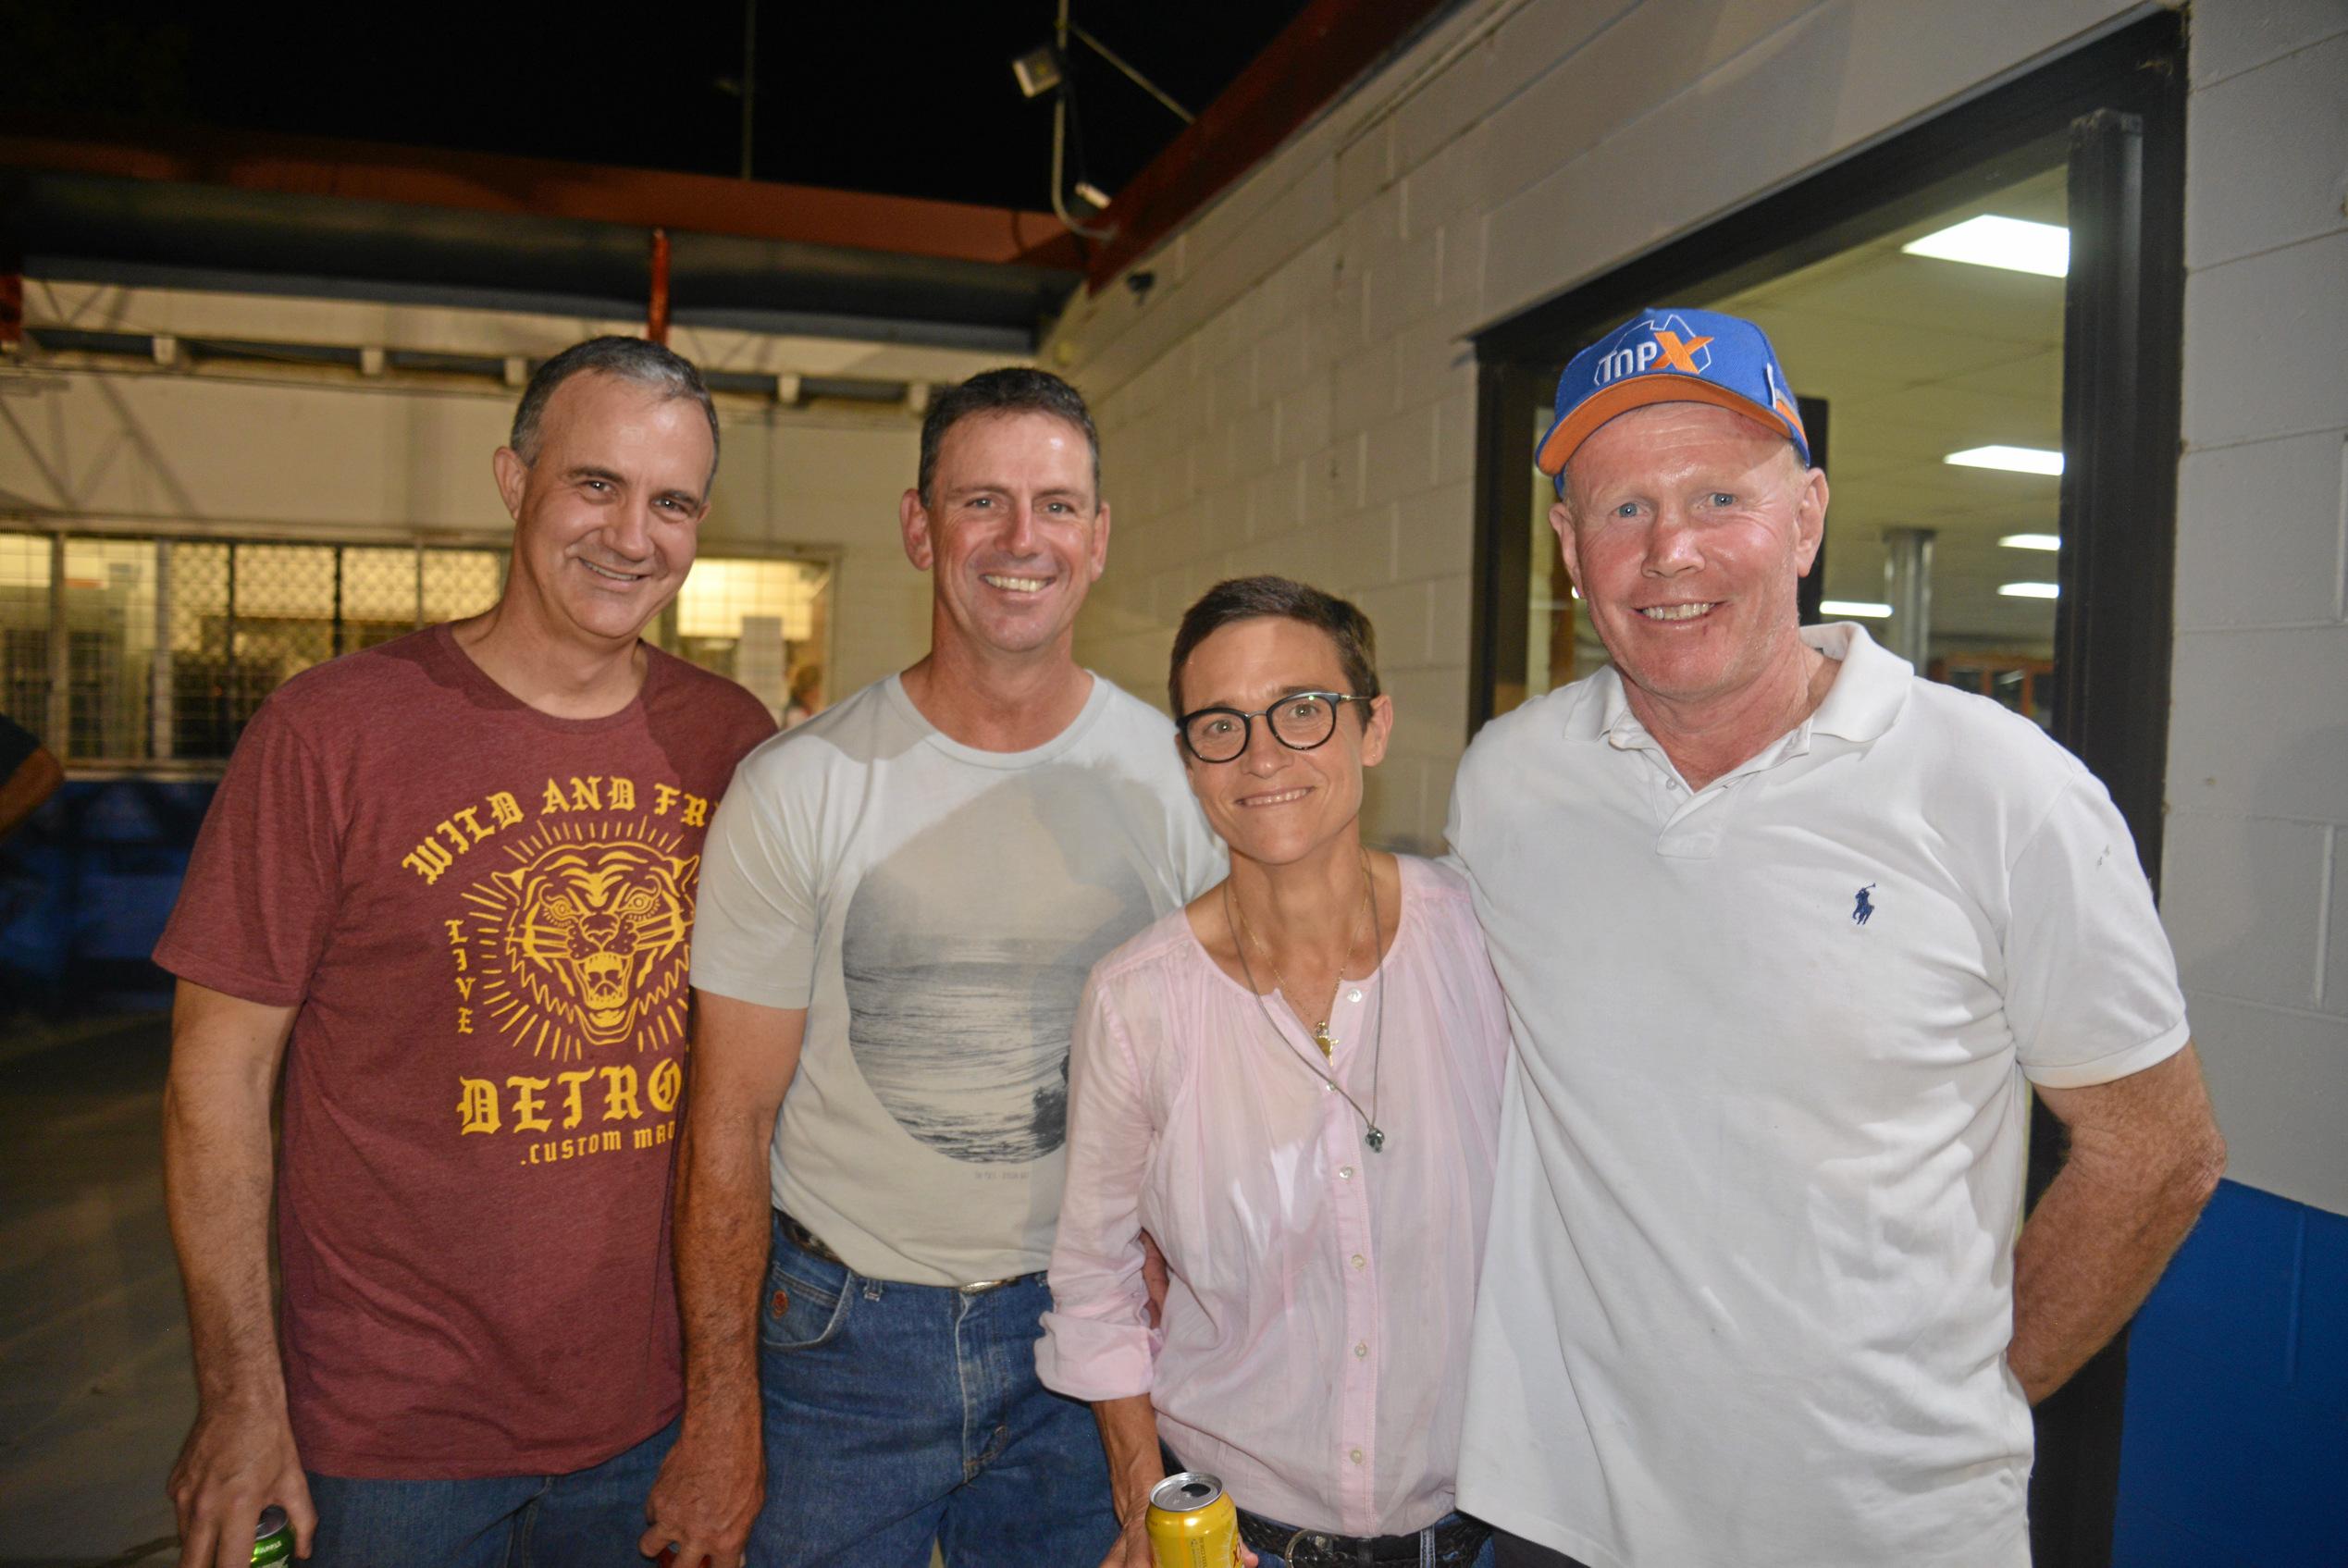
[
  {"left": 1049, "top": 0, "right": 2178, "bottom": 849},
  {"left": 2161, "top": 0, "right": 2348, "bottom": 1240},
  {"left": 2114, "top": 4, "right": 2348, "bottom": 1562},
  {"left": 1047, "top": 0, "right": 2348, "bottom": 1561}
]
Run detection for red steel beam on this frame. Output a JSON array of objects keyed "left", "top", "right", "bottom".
[
  {"left": 647, "top": 229, "right": 672, "bottom": 345},
  {"left": 1084, "top": 0, "right": 1453, "bottom": 291},
  {"left": 0, "top": 125, "right": 1085, "bottom": 272}
]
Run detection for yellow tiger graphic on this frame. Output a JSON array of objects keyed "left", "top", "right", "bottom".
[{"left": 492, "top": 842, "right": 698, "bottom": 1050}]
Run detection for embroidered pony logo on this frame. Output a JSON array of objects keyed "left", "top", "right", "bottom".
[{"left": 1852, "top": 883, "right": 1877, "bottom": 927}]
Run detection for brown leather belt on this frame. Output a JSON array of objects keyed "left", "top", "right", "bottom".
[{"left": 776, "top": 1210, "right": 1037, "bottom": 1295}]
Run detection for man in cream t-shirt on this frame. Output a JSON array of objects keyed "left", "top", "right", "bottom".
[{"left": 643, "top": 368, "right": 1219, "bottom": 1568}]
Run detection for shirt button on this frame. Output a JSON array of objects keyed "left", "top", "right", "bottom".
[
  {"left": 1351, "top": 1253, "right": 1366, "bottom": 1269},
  {"left": 1353, "top": 1340, "right": 1369, "bottom": 1358},
  {"left": 1347, "top": 988, "right": 1362, "bottom": 1004},
  {"left": 1338, "top": 1166, "right": 1354, "bottom": 1180},
  {"left": 1349, "top": 1448, "right": 1365, "bottom": 1464}
]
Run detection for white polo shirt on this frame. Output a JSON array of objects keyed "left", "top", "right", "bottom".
[{"left": 1447, "top": 623, "right": 2188, "bottom": 1568}]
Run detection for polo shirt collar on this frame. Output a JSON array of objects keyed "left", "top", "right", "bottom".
[
  {"left": 1587, "top": 620, "right": 1912, "bottom": 757},
  {"left": 1803, "top": 621, "right": 1911, "bottom": 743}
]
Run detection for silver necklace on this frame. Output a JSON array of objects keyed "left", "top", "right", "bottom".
[
  {"left": 1230, "top": 858, "right": 1372, "bottom": 1058},
  {"left": 1223, "top": 858, "right": 1389, "bottom": 1153}
]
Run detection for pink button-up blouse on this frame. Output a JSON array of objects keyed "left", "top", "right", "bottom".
[{"left": 1037, "top": 855, "right": 1511, "bottom": 1537}]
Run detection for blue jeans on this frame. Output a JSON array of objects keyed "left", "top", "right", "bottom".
[
  {"left": 749, "top": 1213, "right": 1118, "bottom": 1567},
  {"left": 303, "top": 1417, "right": 674, "bottom": 1567}
]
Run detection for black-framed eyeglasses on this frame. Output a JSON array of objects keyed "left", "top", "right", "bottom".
[{"left": 1177, "top": 692, "right": 1370, "bottom": 763}]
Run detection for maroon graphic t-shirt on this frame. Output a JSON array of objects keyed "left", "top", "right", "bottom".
[{"left": 154, "top": 624, "right": 775, "bottom": 1478}]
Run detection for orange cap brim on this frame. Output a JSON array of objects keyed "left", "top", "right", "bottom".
[{"left": 1535, "top": 375, "right": 1800, "bottom": 475}]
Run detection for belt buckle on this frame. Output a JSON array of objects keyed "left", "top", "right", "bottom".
[
  {"left": 1288, "top": 1533, "right": 1341, "bottom": 1568},
  {"left": 958, "top": 1276, "right": 1014, "bottom": 1294}
]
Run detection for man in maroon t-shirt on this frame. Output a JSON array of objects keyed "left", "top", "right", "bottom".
[{"left": 155, "top": 338, "right": 774, "bottom": 1568}]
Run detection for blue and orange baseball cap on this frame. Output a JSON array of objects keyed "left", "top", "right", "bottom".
[{"left": 1535, "top": 308, "right": 1810, "bottom": 487}]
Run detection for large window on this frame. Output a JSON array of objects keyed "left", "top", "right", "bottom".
[{"left": 0, "top": 531, "right": 833, "bottom": 766}]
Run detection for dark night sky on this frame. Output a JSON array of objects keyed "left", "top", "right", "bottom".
[{"left": 4, "top": 2, "right": 1315, "bottom": 211}]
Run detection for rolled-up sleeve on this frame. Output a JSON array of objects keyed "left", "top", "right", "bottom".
[{"left": 1036, "top": 969, "right": 1157, "bottom": 1400}]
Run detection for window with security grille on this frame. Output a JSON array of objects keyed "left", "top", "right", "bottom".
[
  {"left": 0, "top": 530, "right": 830, "bottom": 763},
  {"left": 0, "top": 533, "right": 51, "bottom": 741},
  {"left": 658, "top": 556, "right": 833, "bottom": 727}
]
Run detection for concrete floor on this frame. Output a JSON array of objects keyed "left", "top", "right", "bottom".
[
  {"left": 0, "top": 1012, "right": 954, "bottom": 1568},
  {"left": 0, "top": 1010, "right": 191, "bottom": 1567}
]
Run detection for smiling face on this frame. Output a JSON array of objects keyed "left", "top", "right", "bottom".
[
  {"left": 899, "top": 410, "right": 1108, "bottom": 664},
  {"left": 1175, "top": 615, "right": 1393, "bottom": 870},
  {"left": 491, "top": 371, "right": 712, "bottom": 649},
  {"left": 1552, "top": 401, "right": 1827, "bottom": 720}
]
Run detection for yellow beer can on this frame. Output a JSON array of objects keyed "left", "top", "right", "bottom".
[{"left": 1145, "top": 1472, "right": 1242, "bottom": 1568}]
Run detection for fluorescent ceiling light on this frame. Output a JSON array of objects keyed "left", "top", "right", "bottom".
[
  {"left": 1819, "top": 599, "right": 1893, "bottom": 619},
  {"left": 1999, "top": 582, "right": 2060, "bottom": 599},
  {"left": 1947, "top": 445, "right": 2064, "bottom": 475},
  {"left": 1999, "top": 533, "right": 2062, "bottom": 551},
  {"left": 1901, "top": 216, "right": 2070, "bottom": 277}
]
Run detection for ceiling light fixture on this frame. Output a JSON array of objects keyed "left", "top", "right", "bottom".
[
  {"left": 1902, "top": 215, "right": 2070, "bottom": 277},
  {"left": 1947, "top": 445, "right": 2065, "bottom": 475},
  {"left": 1819, "top": 599, "right": 1894, "bottom": 619},
  {"left": 1999, "top": 533, "right": 2062, "bottom": 551},
  {"left": 1999, "top": 582, "right": 2061, "bottom": 599}
]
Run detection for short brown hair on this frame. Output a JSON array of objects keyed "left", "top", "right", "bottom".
[
  {"left": 1168, "top": 575, "right": 1381, "bottom": 716},
  {"left": 918, "top": 366, "right": 1100, "bottom": 508}
]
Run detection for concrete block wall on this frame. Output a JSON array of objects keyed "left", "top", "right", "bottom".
[
  {"left": 1049, "top": 0, "right": 2147, "bottom": 849},
  {"left": 2163, "top": 0, "right": 2348, "bottom": 1220},
  {"left": 0, "top": 281, "right": 998, "bottom": 698}
]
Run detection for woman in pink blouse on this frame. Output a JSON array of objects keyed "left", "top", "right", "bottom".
[{"left": 1039, "top": 576, "right": 1510, "bottom": 1568}]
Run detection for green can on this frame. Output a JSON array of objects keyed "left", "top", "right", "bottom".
[{"left": 251, "top": 1505, "right": 294, "bottom": 1566}]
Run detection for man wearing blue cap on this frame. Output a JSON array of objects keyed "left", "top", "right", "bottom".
[{"left": 1443, "top": 309, "right": 2225, "bottom": 1566}]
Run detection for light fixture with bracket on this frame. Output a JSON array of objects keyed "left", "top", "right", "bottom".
[{"left": 1011, "top": 3, "right": 1193, "bottom": 242}]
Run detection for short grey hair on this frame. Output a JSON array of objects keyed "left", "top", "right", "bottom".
[{"left": 509, "top": 336, "right": 721, "bottom": 480}]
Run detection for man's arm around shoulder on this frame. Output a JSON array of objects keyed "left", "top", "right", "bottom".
[
  {"left": 2009, "top": 1042, "right": 2226, "bottom": 1402},
  {"left": 0, "top": 735, "right": 62, "bottom": 840},
  {"left": 163, "top": 980, "right": 312, "bottom": 1568},
  {"left": 641, "top": 991, "right": 808, "bottom": 1568}
]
